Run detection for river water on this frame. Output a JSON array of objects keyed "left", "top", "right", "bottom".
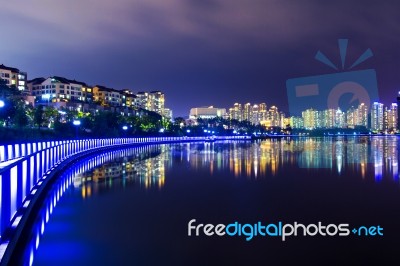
[{"left": 29, "top": 137, "right": 400, "bottom": 265}]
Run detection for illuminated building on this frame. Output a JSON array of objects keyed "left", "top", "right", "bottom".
[
  {"left": 259, "top": 103, "right": 267, "bottom": 122},
  {"left": 289, "top": 116, "right": 303, "bottom": 129},
  {"left": 228, "top": 103, "right": 242, "bottom": 121},
  {"left": 122, "top": 90, "right": 138, "bottom": 108},
  {"left": 346, "top": 107, "right": 356, "bottom": 129},
  {"left": 251, "top": 104, "right": 259, "bottom": 124},
  {"left": 314, "top": 110, "right": 322, "bottom": 128},
  {"left": 243, "top": 103, "right": 252, "bottom": 122},
  {"left": 163, "top": 108, "right": 173, "bottom": 121},
  {"left": 93, "top": 85, "right": 122, "bottom": 107},
  {"left": 268, "top": 106, "right": 280, "bottom": 127},
  {"left": 148, "top": 91, "right": 165, "bottom": 115},
  {"left": 189, "top": 106, "right": 226, "bottom": 119},
  {"left": 398, "top": 92, "right": 400, "bottom": 131},
  {"left": 0, "top": 64, "right": 27, "bottom": 93},
  {"left": 371, "top": 102, "right": 384, "bottom": 131},
  {"left": 29, "top": 76, "right": 92, "bottom": 103},
  {"left": 334, "top": 108, "right": 345, "bottom": 128},
  {"left": 302, "top": 108, "right": 316, "bottom": 129},
  {"left": 356, "top": 103, "right": 368, "bottom": 128},
  {"left": 322, "top": 109, "right": 335, "bottom": 128},
  {"left": 136, "top": 91, "right": 150, "bottom": 110},
  {"left": 389, "top": 103, "right": 398, "bottom": 131},
  {"left": 136, "top": 91, "right": 166, "bottom": 116}
]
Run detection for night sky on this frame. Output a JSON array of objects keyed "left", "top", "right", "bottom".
[{"left": 1, "top": 0, "right": 400, "bottom": 116}]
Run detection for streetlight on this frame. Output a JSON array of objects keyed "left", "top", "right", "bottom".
[
  {"left": 122, "top": 125, "right": 128, "bottom": 137},
  {"left": 73, "top": 120, "right": 81, "bottom": 139},
  {"left": 0, "top": 100, "right": 4, "bottom": 108}
]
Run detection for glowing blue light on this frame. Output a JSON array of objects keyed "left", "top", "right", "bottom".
[
  {"left": 0, "top": 100, "right": 4, "bottom": 108},
  {"left": 73, "top": 120, "right": 81, "bottom": 126}
]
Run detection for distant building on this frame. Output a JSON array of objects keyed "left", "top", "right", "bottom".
[
  {"left": 189, "top": 106, "right": 226, "bottom": 119},
  {"left": 122, "top": 90, "right": 138, "bottom": 108},
  {"left": 251, "top": 104, "right": 259, "bottom": 124},
  {"left": 163, "top": 108, "right": 173, "bottom": 121},
  {"left": 290, "top": 116, "right": 303, "bottom": 129},
  {"left": 93, "top": 85, "right": 122, "bottom": 107},
  {"left": 136, "top": 92, "right": 150, "bottom": 110},
  {"left": 268, "top": 106, "right": 280, "bottom": 127},
  {"left": 302, "top": 108, "right": 316, "bottom": 129},
  {"left": 28, "top": 76, "right": 93, "bottom": 104},
  {"left": 228, "top": 103, "right": 242, "bottom": 121},
  {"left": 0, "top": 64, "right": 27, "bottom": 93},
  {"left": 371, "top": 102, "right": 384, "bottom": 132},
  {"left": 385, "top": 103, "right": 397, "bottom": 132},
  {"left": 321, "top": 109, "right": 335, "bottom": 128},
  {"left": 149, "top": 91, "right": 165, "bottom": 115},
  {"left": 243, "top": 103, "right": 252, "bottom": 122},
  {"left": 334, "top": 109, "right": 345, "bottom": 128},
  {"left": 397, "top": 92, "right": 400, "bottom": 131},
  {"left": 259, "top": 103, "right": 267, "bottom": 122}
]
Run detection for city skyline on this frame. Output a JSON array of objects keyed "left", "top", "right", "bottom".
[
  {"left": 2, "top": 61, "right": 400, "bottom": 132},
  {"left": 1, "top": 1, "right": 400, "bottom": 116}
]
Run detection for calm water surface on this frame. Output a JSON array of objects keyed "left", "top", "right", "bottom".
[{"left": 30, "top": 137, "right": 400, "bottom": 265}]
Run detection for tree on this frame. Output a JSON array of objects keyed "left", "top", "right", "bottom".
[
  {"left": 13, "top": 102, "right": 29, "bottom": 128},
  {"left": 43, "top": 106, "right": 59, "bottom": 128},
  {"left": 34, "top": 105, "right": 44, "bottom": 129}
]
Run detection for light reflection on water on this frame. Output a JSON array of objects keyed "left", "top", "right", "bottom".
[
  {"left": 166, "top": 137, "right": 398, "bottom": 182},
  {"left": 26, "top": 137, "right": 400, "bottom": 265},
  {"left": 18, "top": 145, "right": 163, "bottom": 266}
]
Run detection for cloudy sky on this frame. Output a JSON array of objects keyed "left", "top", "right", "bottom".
[{"left": 1, "top": 0, "right": 400, "bottom": 116}]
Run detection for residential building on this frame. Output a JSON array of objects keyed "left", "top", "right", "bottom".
[
  {"left": 243, "top": 103, "right": 252, "bottom": 122},
  {"left": 0, "top": 64, "right": 28, "bottom": 93},
  {"left": 371, "top": 102, "right": 384, "bottom": 132},
  {"left": 228, "top": 103, "right": 242, "bottom": 121},
  {"left": 302, "top": 109, "right": 316, "bottom": 129},
  {"left": 28, "top": 76, "right": 92, "bottom": 103},
  {"left": 93, "top": 85, "right": 122, "bottom": 107},
  {"left": 149, "top": 91, "right": 165, "bottom": 115},
  {"left": 290, "top": 116, "right": 304, "bottom": 129}
]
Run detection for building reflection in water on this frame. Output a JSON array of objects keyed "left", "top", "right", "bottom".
[
  {"left": 74, "top": 145, "right": 170, "bottom": 199},
  {"left": 73, "top": 137, "right": 399, "bottom": 199},
  {"left": 169, "top": 137, "right": 399, "bottom": 182}
]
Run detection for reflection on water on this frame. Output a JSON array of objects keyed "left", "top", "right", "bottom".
[
  {"left": 168, "top": 137, "right": 398, "bottom": 182},
  {"left": 21, "top": 145, "right": 167, "bottom": 266},
  {"left": 74, "top": 145, "right": 171, "bottom": 198},
  {"left": 29, "top": 137, "right": 400, "bottom": 266},
  {"left": 66, "top": 137, "right": 400, "bottom": 201}
]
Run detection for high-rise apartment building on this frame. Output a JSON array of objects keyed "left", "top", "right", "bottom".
[
  {"left": 371, "top": 102, "right": 384, "bottom": 132},
  {"left": 243, "top": 103, "right": 252, "bottom": 122},
  {"left": 302, "top": 109, "right": 316, "bottom": 129},
  {"left": 228, "top": 103, "right": 242, "bottom": 121}
]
